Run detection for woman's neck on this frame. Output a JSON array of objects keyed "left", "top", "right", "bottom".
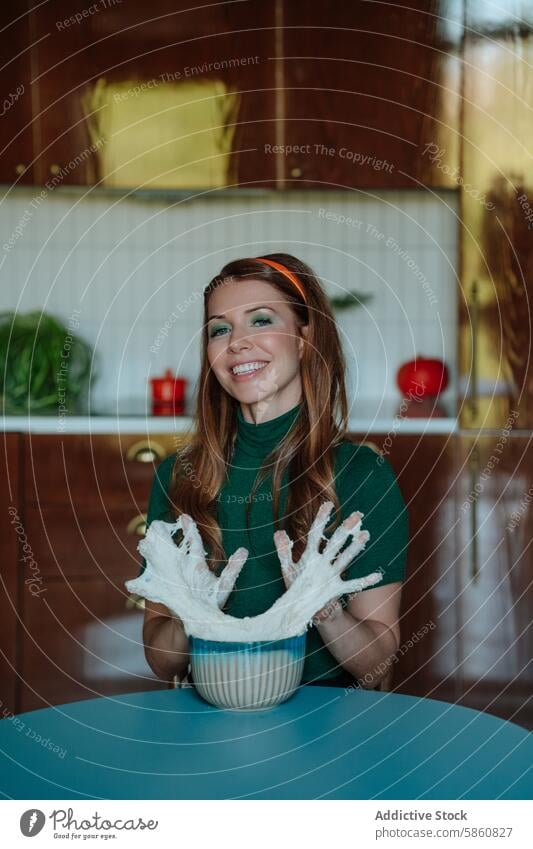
[
  {"left": 238, "top": 387, "right": 303, "bottom": 425},
  {"left": 234, "top": 401, "right": 302, "bottom": 458}
]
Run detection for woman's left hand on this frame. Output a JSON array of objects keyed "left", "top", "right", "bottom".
[{"left": 273, "top": 504, "right": 368, "bottom": 624}]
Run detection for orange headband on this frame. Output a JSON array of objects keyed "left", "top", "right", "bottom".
[{"left": 256, "top": 257, "right": 307, "bottom": 303}]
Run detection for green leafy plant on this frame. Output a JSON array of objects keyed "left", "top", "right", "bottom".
[
  {"left": 328, "top": 290, "right": 373, "bottom": 311},
  {"left": 0, "top": 311, "right": 94, "bottom": 414}
]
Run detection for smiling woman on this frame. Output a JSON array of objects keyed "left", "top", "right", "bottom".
[
  {"left": 139, "top": 253, "right": 408, "bottom": 689},
  {"left": 206, "top": 273, "right": 308, "bottom": 422}
]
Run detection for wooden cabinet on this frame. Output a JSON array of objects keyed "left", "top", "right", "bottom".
[
  {"left": 17, "top": 0, "right": 277, "bottom": 190},
  {"left": 387, "top": 434, "right": 461, "bottom": 704},
  {"left": 27, "top": 0, "right": 105, "bottom": 187},
  {"left": 23, "top": 433, "right": 175, "bottom": 507},
  {"left": 20, "top": 576, "right": 157, "bottom": 712},
  {"left": 282, "top": 0, "right": 462, "bottom": 189},
  {"left": 1, "top": 1, "right": 462, "bottom": 190},
  {"left": 0, "top": 434, "right": 21, "bottom": 715},
  {"left": 455, "top": 434, "right": 533, "bottom": 729},
  {"left": 218, "top": 0, "right": 278, "bottom": 189},
  {"left": 16, "top": 433, "right": 177, "bottom": 713},
  {"left": 351, "top": 433, "right": 461, "bottom": 704},
  {"left": 0, "top": 1, "right": 34, "bottom": 187}
]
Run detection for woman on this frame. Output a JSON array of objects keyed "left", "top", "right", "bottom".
[{"left": 141, "top": 253, "right": 408, "bottom": 689}]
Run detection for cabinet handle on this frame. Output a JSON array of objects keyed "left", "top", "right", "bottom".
[
  {"left": 15, "top": 163, "right": 27, "bottom": 175},
  {"left": 290, "top": 166, "right": 302, "bottom": 178},
  {"left": 126, "top": 593, "right": 145, "bottom": 610},
  {"left": 469, "top": 280, "right": 479, "bottom": 422},
  {"left": 50, "top": 163, "right": 62, "bottom": 175},
  {"left": 127, "top": 514, "right": 147, "bottom": 536},
  {"left": 126, "top": 440, "right": 165, "bottom": 462},
  {"left": 468, "top": 443, "right": 480, "bottom": 583}
]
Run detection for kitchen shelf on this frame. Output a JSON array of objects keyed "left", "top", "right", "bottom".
[{"left": 3, "top": 401, "right": 458, "bottom": 435}]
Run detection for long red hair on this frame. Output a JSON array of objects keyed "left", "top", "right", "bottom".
[{"left": 168, "top": 252, "right": 349, "bottom": 570}]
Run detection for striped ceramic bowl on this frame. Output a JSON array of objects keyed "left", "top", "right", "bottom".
[{"left": 189, "top": 634, "right": 306, "bottom": 710}]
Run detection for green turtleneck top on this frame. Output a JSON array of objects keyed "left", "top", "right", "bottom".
[{"left": 139, "top": 402, "right": 408, "bottom": 684}]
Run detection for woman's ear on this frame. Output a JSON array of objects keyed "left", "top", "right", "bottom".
[{"left": 298, "top": 324, "right": 309, "bottom": 358}]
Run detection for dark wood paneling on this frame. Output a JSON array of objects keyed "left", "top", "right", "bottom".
[
  {"left": 350, "top": 432, "right": 461, "bottom": 703},
  {"left": 24, "top": 505, "right": 145, "bottom": 579},
  {"left": 0, "top": 2, "right": 34, "bottom": 186},
  {"left": 3, "top": 1, "right": 463, "bottom": 190},
  {"left": 28, "top": 0, "right": 277, "bottom": 188},
  {"left": 282, "top": 0, "right": 462, "bottom": 188},
  {"left": 17, "top": 433, "right": 177, "bottom": 711},
  {"left": 0, "top": 434, "right": 21, "bottom": 715},
  {"left": 20, "top": 577, "right": 166, "bottom": 713},
  {"left": 24, "top": 433, "right": 176, "bottom": 506}
]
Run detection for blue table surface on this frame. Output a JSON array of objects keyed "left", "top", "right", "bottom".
[{"left": 1, "top": 687, "right": 531, "bottom": 800}]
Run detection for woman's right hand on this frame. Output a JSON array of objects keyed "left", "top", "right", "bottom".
[
  {"left": 180, "top": 514, "right": 249, "bottom": 610},
  {"left": 143, "top": 600, "right": 190, "bottom": 682}
]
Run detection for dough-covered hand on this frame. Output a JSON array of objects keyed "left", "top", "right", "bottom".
[
  {"left": 275, "top": 504, "right": 369, "bottom": 589},
  {"left": 126, "top": 505, "right": 381, "bottom": 641},
  {"left": 179, "top": 514, "right": 248, "bottom": 609},
  {"left": 125, "top": 513, "right": 248, "bottom": 625},
  {"left": 274, "top": 501, "right": 377, "bottom": 622}
]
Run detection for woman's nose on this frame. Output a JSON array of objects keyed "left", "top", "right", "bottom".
[{"left": 228, "top": 332, "right": 252, "bottom": 352}]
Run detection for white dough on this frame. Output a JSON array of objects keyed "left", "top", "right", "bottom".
[{"left": 125, "top": 502, "right": 382, "bottom": 641}]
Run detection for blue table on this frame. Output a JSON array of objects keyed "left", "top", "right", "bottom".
[{"left": 1, "top": 687, "right": 531, "bottom": 800}]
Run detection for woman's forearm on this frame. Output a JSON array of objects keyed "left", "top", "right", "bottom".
[
  {"left": 143, "top": 616, "right": 190, "bottom": 682},
  {"left": 314, "top": 604, "right": 398, "bottom": 688}
]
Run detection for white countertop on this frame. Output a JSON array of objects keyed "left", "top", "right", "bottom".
[{"left": 3, "top": 397, "right": 458, "bottom": 435}]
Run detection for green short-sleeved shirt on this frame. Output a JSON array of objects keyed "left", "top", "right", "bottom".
[{"left": 139, "top": 402, "right": 408, "bottom": 683}]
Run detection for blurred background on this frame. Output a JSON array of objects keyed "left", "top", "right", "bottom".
[{"left": 1, "top": 1, "right": 531, "bottom": 728}]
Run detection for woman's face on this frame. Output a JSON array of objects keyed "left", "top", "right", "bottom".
[{"left": 206, "top": 278, "right": 308, "bottom": 420}]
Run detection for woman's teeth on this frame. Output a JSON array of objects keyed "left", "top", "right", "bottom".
[{"left": 231, "top": 361, "right": 268, "bottom": 375}]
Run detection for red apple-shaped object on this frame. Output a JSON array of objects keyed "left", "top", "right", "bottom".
[{"left": 396, "top": 356, "right": 449, "bottom": 398}]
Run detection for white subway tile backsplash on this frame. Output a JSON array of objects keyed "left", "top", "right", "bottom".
[{"left": 1, "top": 189, "right": 458, "bottom": 410}]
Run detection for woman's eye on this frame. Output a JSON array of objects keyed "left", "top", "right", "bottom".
[
  {"left": 209, "top": 316, "right": 271, "bottom": 338},
  {"left": 209, "top": 325, "right": 229, "bottom": 338}
]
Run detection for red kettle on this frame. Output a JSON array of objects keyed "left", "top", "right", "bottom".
[{"left": 150, "top": 369, "right": 187, "bottom": 415}]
